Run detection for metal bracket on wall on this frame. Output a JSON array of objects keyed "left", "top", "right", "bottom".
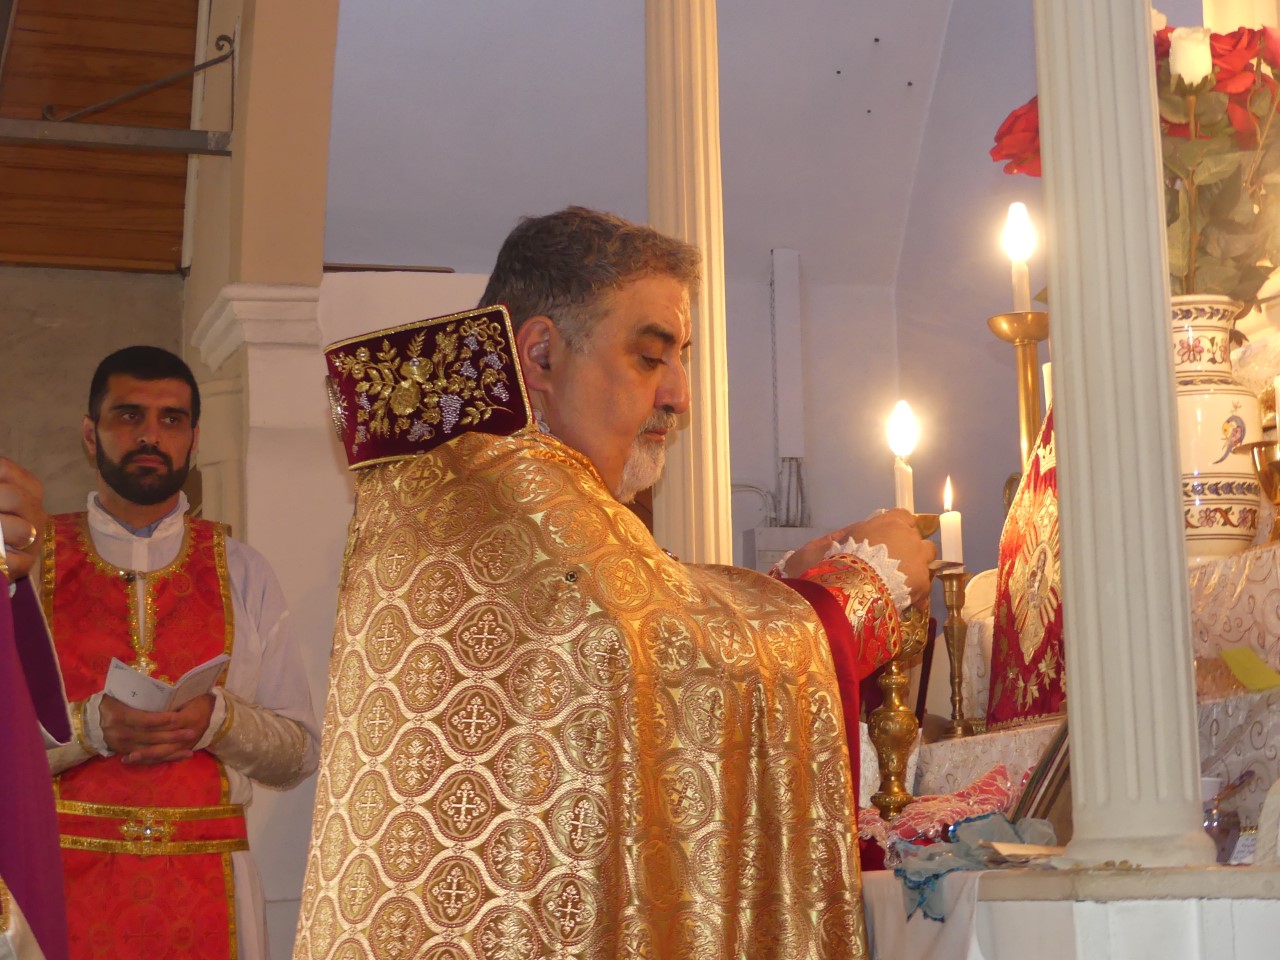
[{"left": 0, "top": 35, "right": 234, "bottom": 156}]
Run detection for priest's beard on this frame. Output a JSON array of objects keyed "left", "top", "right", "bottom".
[
  {"left": 96, "top": 435, "right": 192, "bottom": 507},
  {"left": 615, "top": 412, "right": 677, "bottom": 504}
]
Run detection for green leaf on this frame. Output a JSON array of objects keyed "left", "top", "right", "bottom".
[
  {"left": 1159, "top": 90, "right": 1190, "bottom": 124},
  {"left": 1202, "top": 222, "right": 1261, "bottom": 260},
  {"left": 1164, "top": 138, "right": 1190, "bottom": 180},
  {"left": 1251, "top": 83, "right": 1277, "bottom": 119},
  {"left": 1195, "top": 91, "right": 1229, "bottom": 129},
  {"left": 1194, "top": 151, "right": 1242, "bottom": 186},
  {"left": 1190, "top": 255, "right": 1243, "bottom": 297}
]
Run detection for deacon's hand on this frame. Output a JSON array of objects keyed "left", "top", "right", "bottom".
[
  {"left": 784, "top": 508, "right": 937, "bottom": 607},
  {"left": 0, "top": 457, "right": 46, "bottom": 580},
  {"left": 100, "top": 693, "right": 216, "bottom": 765}
]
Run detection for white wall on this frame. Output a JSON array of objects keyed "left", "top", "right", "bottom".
[{"left": 325, "top": 0, "right": 956, "bottom": 564}]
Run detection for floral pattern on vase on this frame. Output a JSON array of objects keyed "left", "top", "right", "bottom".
[{"left": 1173, "top": 294, "right": 1262, "bottom": 564}]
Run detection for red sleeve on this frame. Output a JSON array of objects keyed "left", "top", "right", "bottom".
[{"left": 784, "top": 577, "right": 865, "bottom": 807}]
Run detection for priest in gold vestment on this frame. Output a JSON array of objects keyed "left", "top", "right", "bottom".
[{"left": 296, "top": 207, "right": 934, "bottom": 959}]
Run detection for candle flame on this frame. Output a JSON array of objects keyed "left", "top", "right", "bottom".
[
  {"left": 887, "top": 401, "right": 920, "bottom": 458},
  {"left": 944, "top": 475, "right": 954, "bottom": 512},
  {"left": 1001, "top": 202, "right": 1037, "bottom": 262}
]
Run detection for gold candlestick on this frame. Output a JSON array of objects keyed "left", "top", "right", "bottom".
[
  {"left": 937, "top": 568, "right": 977, "bottom": 739},
  {"left": 867, "top": 511, "right": 940, "bottom": 819},
  {"left": 868, "top": 604, "right": 930, "bottom": 819},
  {"left": 988, "top": 310, "right": 1050, "bottom": 470}
]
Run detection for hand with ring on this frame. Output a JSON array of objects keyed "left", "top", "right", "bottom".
[{"left": 0, "top": 457, "right": 47, "bottom": 580}]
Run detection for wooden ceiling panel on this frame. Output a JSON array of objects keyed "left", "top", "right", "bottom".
[{"left": 0, "top": 0, "right": 200, "bottom": 272}]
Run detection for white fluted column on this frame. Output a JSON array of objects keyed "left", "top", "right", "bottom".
[
  {"left": 1033, "top": 0, "right": 1214, "bottom": 865},
  {"left": 645, "top": 0, "right": 734, "bottom": 565}
]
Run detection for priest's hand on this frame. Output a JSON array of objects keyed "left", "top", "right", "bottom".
[
  {"left": 0, "top": 457, "right": 46, "bottom": 580},
  {"left": 100, "top": 693, "right": 216, "bottom": 765},
  {"left": 784, "top": 508, "right": 937, "bottom": 607}
]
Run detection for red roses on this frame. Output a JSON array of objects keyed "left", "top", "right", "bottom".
[{"left": 990, "top": 96, "right": 1041, "bottom": 177}]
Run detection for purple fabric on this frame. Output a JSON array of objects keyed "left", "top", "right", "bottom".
[
  {"left": 0, "top": 574, "right": 69, "bottom": 960},
  {"left": 11, "top": 580, "right": 71, "bottom": 744}
]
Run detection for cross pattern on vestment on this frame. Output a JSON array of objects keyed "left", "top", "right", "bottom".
[
  {"left": 583, "top": 635, "right": 627, "bottom": 683},
  {"left": 431, "top": 865, "right": 475, "bottom": 918},
  {"left": 381, "top": 544, "right": 410, "bottom": 581},
  {"left": 607, "top": 559, "right": 645, "bottom": 603},
  {"left": 452, "top": 695, "right": 499, "bottom": 745},
  {"left": 663, "top": 769, "right": 707, "bottom": 820},
  {"left": 343, "top": 863, "right": 376, "bottom": 913},
  {"left": 370, "top": 619, "right": 401, "bottom": 661},
  {"left": 562, "top": 797, "right": 606, "bottom": 851},
  {"left": 363, "top": 699, "right": 394, "bottom": 741},
  {"left": 119, "top": 814, "right": 175, "bottom": 843},
  {"left": 689, "top": 690, "right": 725, "bottom": 741},
  {"left": 567, "top": 714, "right": 611, "bottom": 767},
  {"left": 549, "top": 883, "right": 586, "bottom": 936},
  {"left": 462, "top": 612, "right": 506, "bottom": 661},
  {"left": 443, "top": 780, "right": 488, "bottom": 830},
  {"left": 353, "top": 784, "right": 384, "bottom": 831}
]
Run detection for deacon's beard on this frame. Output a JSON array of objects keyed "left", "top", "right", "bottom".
[
  {"left": 615, "top": 412, "right": 677, "bottom": 504},
  {"left": 96, "top": 434, "right": 191, "bottom": 507}
]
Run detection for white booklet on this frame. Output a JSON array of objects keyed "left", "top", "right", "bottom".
[{"left": 104, "top": 654, "right": 230, "bottom": 713}]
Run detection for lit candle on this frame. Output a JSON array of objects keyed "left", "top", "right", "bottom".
[
  {"left": 940, "top": 476, "right": 964, "bottom": 566},
  {"left": 1001, "top": 202, "right": 1037, "bottom": 313},
  {"left": 887, "top": 400, "right": 919, "bottom": 513}
]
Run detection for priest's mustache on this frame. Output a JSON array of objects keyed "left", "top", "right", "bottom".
[{"left": 123, "top": 444, "right": 173, "bottom": 470}]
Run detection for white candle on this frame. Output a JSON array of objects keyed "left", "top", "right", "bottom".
[
  {"left": 887, "top": 401, "right": 920, "bottom": 512},
  {"left": 894, "top": 458, "right": 915, "bottom": 513},
  {"left": 1043, "top": 360, "right": 1053, "bottom": 410},
  {"left": 940, "top": 476, "right": 964, "bottom": 566},
  {"left": 1001, "top": 202, "right": 1037, "bottom": 313}
]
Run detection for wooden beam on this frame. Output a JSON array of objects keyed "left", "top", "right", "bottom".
[{"left": 0, "top": 118, "right": 229, "bottom": 155}]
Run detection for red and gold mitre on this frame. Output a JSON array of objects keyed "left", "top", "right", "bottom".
[{"left": 324, "top": 305, "right": 532, "bottom": 470}]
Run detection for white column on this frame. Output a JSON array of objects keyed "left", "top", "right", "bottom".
[
  {"left": 192, "top": 282, "right": 352, "bottom": 952},
  {"left": 1033, "top": 0, "right": 1215, "bottom": 865},
  {"left": 645, "top": 0, "right": 734, "bottom": 565}
]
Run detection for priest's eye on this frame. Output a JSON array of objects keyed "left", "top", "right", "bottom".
[{"left": 641, "top": 356, "right": 662, "bottom": 369}]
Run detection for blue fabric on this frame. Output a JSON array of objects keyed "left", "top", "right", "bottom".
[{"left": 893, "top": 813, "right": 1056, "bottom": 922}]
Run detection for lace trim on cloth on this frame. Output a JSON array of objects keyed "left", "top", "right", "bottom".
[
  {"left": 206, "top": 689, "right": 312, "bottom": 789},
  {"left": 771, "top": 540, "right": 910, "bottom": 612}
]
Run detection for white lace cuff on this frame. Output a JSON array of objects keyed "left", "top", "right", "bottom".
[{"left": 827, "top": 537, "right": 912, "bottom": 612}]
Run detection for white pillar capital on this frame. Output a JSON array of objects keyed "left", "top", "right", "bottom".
[{"left": 192, "top": 283, "right": 322, "bottom": 374}]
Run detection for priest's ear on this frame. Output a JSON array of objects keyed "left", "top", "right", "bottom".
[
  {"left": 80, "top": 414, "right": 98, "bottom": 462},
  {"left": 516, "top": 315, "right": 557, "bottom": 392}
]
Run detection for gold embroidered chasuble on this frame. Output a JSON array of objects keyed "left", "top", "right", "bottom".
[{"left": 296, "top": 428, "right": 870, "bottom": 960}]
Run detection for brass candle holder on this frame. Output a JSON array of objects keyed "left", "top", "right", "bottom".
[
  {"left": 867, "top": 513, "right": 939, "bottom": 819},
  {"left": 987, "top": 310, "right": 1049, "bottom": 468},
  {"left": 936, "top": 566, "right": 977, "bottom": 739},
  {"left": 1241, "top": 439, "right": 1280, "bottom": 542}
]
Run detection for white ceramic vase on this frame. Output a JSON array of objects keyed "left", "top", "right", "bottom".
[{"left": 1172, "top": 294, "right": 1262, "bottom": 564}]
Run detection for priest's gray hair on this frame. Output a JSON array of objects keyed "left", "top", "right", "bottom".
[{"left": 479, "top": 205, "right": 701, "bottom": 350}]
